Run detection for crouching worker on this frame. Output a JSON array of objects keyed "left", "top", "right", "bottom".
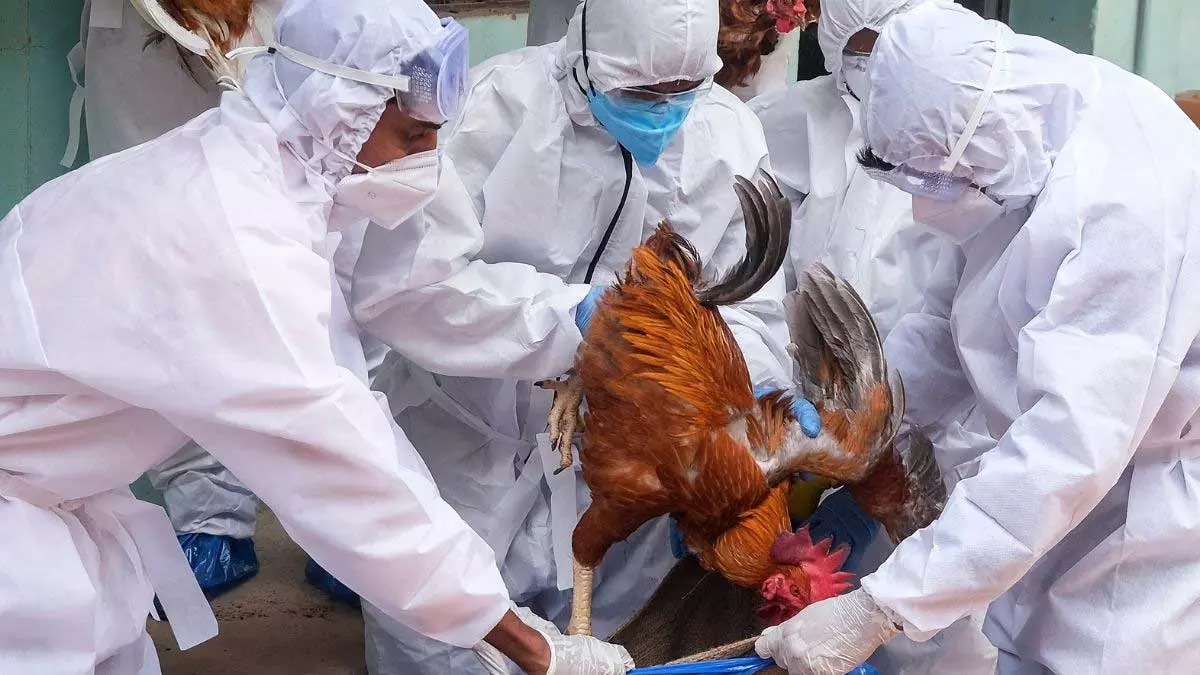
[
  {"left": 0, "top": 0, "right": 632, "bottom": 673},
  {"left": 757, "top": 3, "right": 1200, "bottom": 673}
]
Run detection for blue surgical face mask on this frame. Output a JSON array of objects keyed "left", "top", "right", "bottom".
[{"left": 586, "top": 89, "right": 695, "bottom": 167}]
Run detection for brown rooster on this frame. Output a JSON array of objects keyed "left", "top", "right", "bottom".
[
  {"left": 542, "top": 172, "right": 941, "bottom": 637},
  {"left": 716, "top": 0, "right": 816, "bottom": 90}
]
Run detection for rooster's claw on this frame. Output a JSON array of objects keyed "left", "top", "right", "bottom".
[{"left": 543, "top": 376, "right": 584, "bottom": 471}]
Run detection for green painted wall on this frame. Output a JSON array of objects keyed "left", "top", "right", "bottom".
[
  {"left": 461, "top": 10, "right": 529, "bottom": 65},
  {"left": 1010, "top": 0, "right": 1200, "bottom": 94},
  {"left": 0, "top": 0, "right": 84, "bottom": 214},
  {"left": 1008, "top": 0, "right": 1098, "bottom": 54},
  {"left": 1131, "top": 0, "right": 1200, "bottom": 95}
]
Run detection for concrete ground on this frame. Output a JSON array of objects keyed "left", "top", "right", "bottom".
[{"left": 149, "top": 507, "right": 367, "bottom": 674}]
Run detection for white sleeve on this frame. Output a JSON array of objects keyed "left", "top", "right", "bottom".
[
  {"left": 44, "top": 207, "right": 511, "bottom": 648},
  {"left": 882, "top": 244, "right": 973, "bottom": 429},
  {"left": 352, "top": 158, "right": 590, "bottom": 381},
  {"left": 862, "top": 199, "right": 1186, "bottom": 639}
]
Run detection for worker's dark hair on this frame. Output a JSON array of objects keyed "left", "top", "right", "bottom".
[{"left": 856, "top": 146, "right": 896, "bottom": 172}]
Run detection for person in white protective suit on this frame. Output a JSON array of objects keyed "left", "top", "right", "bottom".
[
  {"left": 0, "top": 0, "right": 638, "bottom": 672},
  {"left": 526, "top": 0, "right": 798, "bottom": 102},
  {"left": 750, "top": 0, "right": 948, "bottom": 341},
  {"left": 66, "top": 0, "right": 269, "bottom": 598},
  {"left": 749, "top": 2, "right": 999, "bottom": 672},
  {"left": 65, "top": 0, "right": 372, "bottom": 601},
  {"left": 755, "top": 2, "right": 1200, "bottom": 674},
  {"left": 349, "top": 0, "right": 804, "bottom": 671}
]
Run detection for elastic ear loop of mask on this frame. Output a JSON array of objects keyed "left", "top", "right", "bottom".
[{"left": 940, "top": 22, "right": 1006, "bottom": 174}]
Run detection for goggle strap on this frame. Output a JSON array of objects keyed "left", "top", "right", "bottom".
[
  {"left": 225, "top": 44, "right": 412, "bottom": 93},
  {"left": 942, "top": 22, "right": 1006, "bottom": 173}
]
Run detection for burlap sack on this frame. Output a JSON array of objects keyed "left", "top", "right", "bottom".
[{"left": 608, "top": 557, "right": 785, "bottom": 673}]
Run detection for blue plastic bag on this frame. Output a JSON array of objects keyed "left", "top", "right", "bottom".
[
  {"left": 178, "top": 533, "right": 259, "bottom": 598},
  {"left": 629, "top": 657, "right": 878, "bottom": 675}
]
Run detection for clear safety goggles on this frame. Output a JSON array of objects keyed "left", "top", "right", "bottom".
[
  {"left": 228, "top": 17, "right": 469, "bottom": 125},
  {"left": 863, "top": 22, "right": 1006, "bottom": 203},
  {"left": 605, "top": 80, "right": 712, "bottom": 108},
  {"left": 863, "top": 161, "right": 974, "bottom": 202},
  {"left": 396, "top": 17, "right": 470, "bottom": 125}
]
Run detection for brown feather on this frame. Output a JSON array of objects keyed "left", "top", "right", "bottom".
[
  {"left": 717, "top": 0, "right": 779, "bottom": 90},
  {"left": 160, "top": 0, "right": 254, "bottom": 52}
]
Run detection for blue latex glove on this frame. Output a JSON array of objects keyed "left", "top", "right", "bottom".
[
  {"left": 575, "top": 285, "right": 608, "bottom": 334},
  {"left": 305, "top": 557, "right": 361, "bottom": 607},
  {"left": 178, "top": 533, "right": 259, "bottom": 599},
  {"left": 754, "top": 386, "right": 821, "bottom": 438},
  {"left": 669, "top": 517, "right": 689, "bottom": 559},
  {"left": 803, "top": 489, "right": 881, "bottom": 574}
]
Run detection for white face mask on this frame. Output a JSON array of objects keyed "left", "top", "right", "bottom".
[
  {"left": 333, "top": 150, "right": 442, "bottom": 229},
  {"left": 841, "top": 53, "right": 870, "bottom": 100},
  {"left": 912, "top": 187, "right": 1004, "bottom": 245}
]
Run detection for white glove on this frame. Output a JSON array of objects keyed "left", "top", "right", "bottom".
[
  {"left": 755, "top": 588, "right": 901, "bottom": 675},
  {"left": 474, "top": 606, "right": 635, "bottom": 675}
]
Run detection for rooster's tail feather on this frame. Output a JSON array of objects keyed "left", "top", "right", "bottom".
[
  {"left": 786, "top": 264, "right": 901, "bottom": 424},
  {"left": 901, "top": 429, "right": 947, "bottom": 529},
  {"left": 695, "top": 170, "right": 792, "bottom": 307}
]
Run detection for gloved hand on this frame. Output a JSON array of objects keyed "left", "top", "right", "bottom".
[
  {"left": 475, "top": 606, "right": 635, "bottom": 675},
  {"left": 575, "top": 285, "right": 608, "bottom": 334},
  {"left": 669, "top": 517, "right": 689, "bottom": 558},
  {"left": 804, "top": 488, "right": 881, "bottom": 573},
  {"left": 755, "top": 386, "right": 822, "bottom": 438},
  {"left": 755, "top": 588, "right": 900, "bottom": 675}
]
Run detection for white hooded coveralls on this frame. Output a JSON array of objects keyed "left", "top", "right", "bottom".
[
  {"left": 68, "top": 0, "right": 393, "bottom": 545},
  {"left": 749, "top": 2, "right": 997, "bottom": 671},
  {"left": 749, "top": 0, "right": 950, "bottom": 337},
  {"left": 352, "top": 0, "right": 793, "bottom": 671},
  {"left": 0, "top": 1, "right": 517, "bottom": 672},
  {"left": 68, "top": 0, "right": 280, "bottom": 543},
  {"left": 526, "top": 0, "right": 796, "bottom": 104},
  {"left": 859, "top": 4, "right": 1200, "bottom": 672}
]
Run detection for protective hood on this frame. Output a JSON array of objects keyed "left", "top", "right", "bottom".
[
  {"left": 554, "top": 0, "right": 722, "bottom": 94},
  {"left": 240, "top": 0, "right": 444, "bottom": 185},
  {"left": 864, "top": 2, "right": 1099, "bottom": 197},
  {"left": 817, "top": 0, "right": 927, "bottom": 93}
]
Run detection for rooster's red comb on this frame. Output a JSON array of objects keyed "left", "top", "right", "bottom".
[{"left": 770, "top": 526, "right": 855, "bottom": 601}]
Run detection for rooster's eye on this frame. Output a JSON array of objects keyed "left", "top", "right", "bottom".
[{"left": 791, "top": 585, "right": 800, "bottom": 595}]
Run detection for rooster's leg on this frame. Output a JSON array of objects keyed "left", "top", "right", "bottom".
[
  {"left": 538, "top": 376, "right": 583, "bottom": 472},
  {"left": 567, "top": 558, "right": 594, "bottom": 636}
]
